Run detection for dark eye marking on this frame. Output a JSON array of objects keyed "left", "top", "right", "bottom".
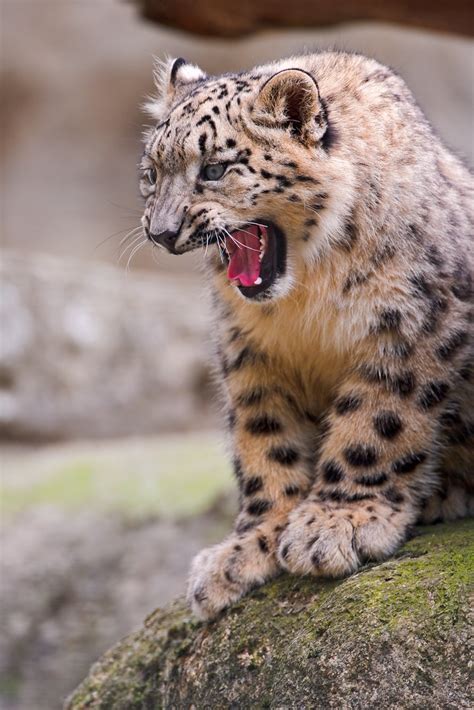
[
  {"left": 196, "top": 114, "right": 217, "bottom": 135},
  {"left": 201, "top": 163, "right": 227, "bottom": 181},
  {"left": 198, "top": 133, "right": 207, "bottom": 155}
]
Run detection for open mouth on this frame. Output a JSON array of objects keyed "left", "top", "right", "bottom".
[{"left": 223, "top": 221, "right": 286, "bottom": 299}]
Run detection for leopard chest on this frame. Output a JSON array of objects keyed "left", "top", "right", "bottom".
[{"left": 222, "top": 291, "right": 354, "bottom": 412}]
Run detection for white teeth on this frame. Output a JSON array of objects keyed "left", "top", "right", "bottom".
[{"left": 254, "top": 277, "right": 262, "bottom": 285}]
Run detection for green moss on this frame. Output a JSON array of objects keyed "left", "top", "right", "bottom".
[
  {"left": 1, "top": 462, "right": 96, "bottom": 513},
  {"left": 1, "top": 434, "right": 233, "bottom": 520},
  {"left": 67, "top": 519, "right": 473, "bottom": 710}
]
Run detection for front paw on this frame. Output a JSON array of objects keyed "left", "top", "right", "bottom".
[
  {"left": 277, "top": 499, "right": 411, "bottom": 578},
  {"left": 187, "top": 538, "right": 271, "bottom": 620}
]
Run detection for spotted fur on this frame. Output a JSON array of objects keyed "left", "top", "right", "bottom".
[{"left": 139, "top": 52, "right": 473, "bottom": 620}]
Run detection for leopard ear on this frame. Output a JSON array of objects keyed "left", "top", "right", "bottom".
[
  {"left": 144, "top": 57, "right": 207, "bottom": 121},
  {"left": 253, "top": 69, "right": 327, "bottom": 145}
]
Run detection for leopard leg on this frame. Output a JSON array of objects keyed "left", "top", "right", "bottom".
[
  {"left": 279, "top": 312, "right": 471, "bottom": 577},
  {"left": 187, "top": 337, "right": 316, "bottom": 620},
  {"left": 419, "top": 368, "right": 474, "bottom": 523}
]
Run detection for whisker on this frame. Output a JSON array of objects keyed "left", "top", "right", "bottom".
[
  {"left": 151, "top": 244, "right": 161, "bottom": 266},
  {"left": 216, "top": 231, "right": 226, "bottom": 263},
  {"left": 226, "top": 220, "right": 267, "bottom": 229},
  {"left": 95, "top": 224, "right": 145, "bottom": 263},
  {"left": 94, "top": 225, "right": 142, "bottom": 253},
  {"left": 119, "top": 233, "right": 146, "bottom": 263},
  {"left": 119, "top": 231, "right": 144, "bottom": 257},
  {"left": 126, "top": 238, "right": 148, "bottom": 272},
  {"left": 119, "top": 226, "right": 143, "bottom": 247},
  {"left": 221, "top": 227, "right": 260, "bottom": 253},
  {"left": 106, "top": 200, "right": 143, "bottom": 214},
  {"left": 148, "top": 233, "right": 158, "bottom": 247},
  {"left": 213, "top": 230, "right": 222, "bottom": 258},
  {"left": 227, "top": 226, "right": 262, "bottom": 240}
]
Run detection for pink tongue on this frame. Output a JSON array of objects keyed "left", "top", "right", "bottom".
[{"left": 225, "top": 225, "right": 261, "bottom": 287}]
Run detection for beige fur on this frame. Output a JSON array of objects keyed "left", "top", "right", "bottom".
[{"left": 140, "top": 52, "right": 473, "bottom": 620}]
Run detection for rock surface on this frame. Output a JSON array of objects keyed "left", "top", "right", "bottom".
[
  {"left": 67, "top": 519, "right": 473, "bottom": 709},
  {"left": 0, "top": 251, "right": 214, "bottom": 440}
]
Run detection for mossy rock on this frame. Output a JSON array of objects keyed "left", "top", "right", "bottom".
[{"left": 66, "top": 520, "right": 473, "bottom": 709}]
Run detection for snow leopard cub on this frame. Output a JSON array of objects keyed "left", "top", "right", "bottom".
[{"left": 139, "top": 53, "right": 473, "bottom": 620}]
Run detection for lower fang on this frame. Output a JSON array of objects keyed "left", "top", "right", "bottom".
[{"left": 254, "top": 277, "right": 262, "bottom": 285}]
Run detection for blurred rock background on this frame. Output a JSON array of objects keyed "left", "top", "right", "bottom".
[{"left": 0, "top": 1, "right": 473, "bottom": 708}]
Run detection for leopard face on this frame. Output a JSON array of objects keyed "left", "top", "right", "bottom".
[{"left": 140, "top": 58, "right": 352, "bottom": 302}]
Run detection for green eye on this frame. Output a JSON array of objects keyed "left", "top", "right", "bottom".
[
  {"left": 202, "top": 163, "right": 227, "bottom": 181},
  {"left": 146, "top": 167, "right": 157, "bottom": 184}
]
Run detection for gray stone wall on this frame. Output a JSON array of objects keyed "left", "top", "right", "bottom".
[{"left": 0, "top": 252, "right": 215, "bottom": 440}]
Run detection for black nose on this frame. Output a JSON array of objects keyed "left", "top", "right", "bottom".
[{"left": 149, "top": 229, "right": 179, "bottom": 254}]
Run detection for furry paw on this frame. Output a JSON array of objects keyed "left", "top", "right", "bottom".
[
  {"left": 187, "top": 536, "right": 276, "bottom": 620},
  {"left": 277, "top": 499, "right": 411, "bottom": 577}
]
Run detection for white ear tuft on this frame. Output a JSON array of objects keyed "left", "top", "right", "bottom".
[
  {"left": 173, "top": 61, "right": 206, "bottom": 84},
  {"left": 152, "top": 55, "right": 173, "bottom": 95},
  {"left": 142, "top": 95, "right": 168, "bottom": 121},
  {"left": 143, "top": 56, "right": 206, "bottom": 122}
]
